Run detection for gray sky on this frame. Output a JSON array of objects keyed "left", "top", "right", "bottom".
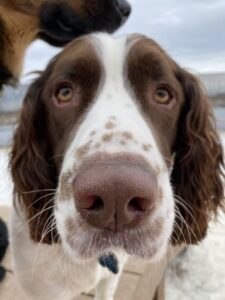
[{"left": 23, "top": 0, "right": 225, "bottom": 81}]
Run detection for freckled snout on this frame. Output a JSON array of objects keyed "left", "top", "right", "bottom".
[{"left": 73, "top": 155, "right": 158, "bottom": 231}]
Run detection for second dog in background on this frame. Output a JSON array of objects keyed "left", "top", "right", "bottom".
[{"left": 0, "top": 0, "right": 131, "bottom": 87}]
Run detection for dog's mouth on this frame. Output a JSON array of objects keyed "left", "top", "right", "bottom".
[
  {"left": 56, "top": 20, "right": 74, "bottom": 33},
  {"left": 39, "top": 1, "right": 131, "bottom": 47},
  {"left": 64, "top": 220, "right": 167, "bottom": 261}
]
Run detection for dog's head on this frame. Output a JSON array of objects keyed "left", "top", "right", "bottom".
[
  {"left": 0, "top": 0, "right": 131, "bottom": 86},
  {"left": 39, "top": 0, "right": 131, "bottom": 46},
  {"left": 11, "top": 34, "right": 224, "bottom": 262}
]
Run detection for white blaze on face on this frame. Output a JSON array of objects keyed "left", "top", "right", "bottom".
[
  {"left": 62, "top": 34, "right": 165, "bottom": 172},
  {"left": 55, "top": 33, "right": 175, "bottom": 261}
]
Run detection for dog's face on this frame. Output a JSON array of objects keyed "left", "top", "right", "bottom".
[
  {"left": 48, "top": 35, "right": 181, "bottom": 261},
  {"left": 0, "top": 0, "right": 131, "bottom": 86},
  {"left": 11, "top": 34, "right": 224, "bottom": 262}
]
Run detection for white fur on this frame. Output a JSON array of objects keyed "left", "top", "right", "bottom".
[
  {"left": 11, "top": 208, "right": 127, "bottom": 300},
  {"left": 11, "top": 33, "right": 175, "bottom": 300}
]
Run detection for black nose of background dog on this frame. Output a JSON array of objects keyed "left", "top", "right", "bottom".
[
  {"left": 116, "top": 0, "right": 132, "bottom": 18},
  {"left": 74, "top": 156, "right": 158, "bottom": 232},
  {"left": 39, "top": 1, "right": 132, "bottom": 46}
]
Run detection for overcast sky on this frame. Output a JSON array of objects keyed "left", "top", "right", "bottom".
[{"left": 22, "top": 0, "right": 225, "bottom": 81}]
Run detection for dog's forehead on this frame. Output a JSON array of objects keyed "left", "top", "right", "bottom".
[
  {"left": 52, "top": 33, "right": 163, "bottom": 74},
  {"left": 52, "top": 36, "right": 99, "bottom": 70},
  {"left": 92, "top": 33, "right": 164, "bottom": 62}
]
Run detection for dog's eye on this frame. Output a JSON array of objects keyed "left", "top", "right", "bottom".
[
  {"left": 154, "top": 88, "right": 172, "bottom": 104},
  {"left": 56, "top": 85, "right": 74, "bottom": 103}
]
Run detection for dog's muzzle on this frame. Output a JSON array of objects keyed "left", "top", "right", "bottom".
[{"left": 73, "top": 154, "right": 158, "bottom": 233}]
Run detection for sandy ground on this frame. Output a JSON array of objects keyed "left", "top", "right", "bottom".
[{"left": 1, "top": 133, "right": 225, "bottom": 299}]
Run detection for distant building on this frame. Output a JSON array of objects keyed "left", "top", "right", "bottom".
[
  {"left": 0, "top": 75, "right": 224, "bottom": 147},
  {"left": 199, "top": 73, "right": 225, "bottom": 97},
  {"left": 0, "top": 85, "right": 27, "bottom": 114},
  {"left": 0, "top": 73, "right": 225, "bottom": 114}
]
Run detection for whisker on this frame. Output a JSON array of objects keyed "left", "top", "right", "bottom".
[
  {"left": 172, "top": 218, "right": 188, "bottom": 245},
  {"left": 174, "top": 194, "right": 201, "bottom": 239},
  {"left": 32, "top": 218, "right": 57, "bottom": 278},
  {"left": 175, "top": 209, "right": 191, "bottom": 244},
  {"left": 34, "top": 198, "right": 56, "bottom": 242},
  {"left": 21, "top": 192, "right": 56, "bottom": 214},
  {"left": 174, "top": 208, "right": 199, "bottom": 244},
  {"left": 14, "top": 200, "right": 56, "bottom": 238},
  {"left": 22, "top": 189, "right": 57, "bottom": 195},
  {"left": 174, "top": 194, "right": 195, "bottom": 211}
]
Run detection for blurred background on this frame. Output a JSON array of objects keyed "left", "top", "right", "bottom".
[{"left": 0, "top": 0, "right": 225, "bottom": 147}]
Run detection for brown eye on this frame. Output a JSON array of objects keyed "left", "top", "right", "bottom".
[
  {"left": 154, "top": 88, "right": 172, "bottom": 104},
  {"left": 56, "top": 85, "right": 74, "bottom": 103}
]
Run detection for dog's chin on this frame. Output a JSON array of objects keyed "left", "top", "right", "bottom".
[{"left": 62, "top": 230, "right": 170, "bottom": 264}]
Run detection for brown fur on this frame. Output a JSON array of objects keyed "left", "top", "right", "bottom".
[
  {"left": 10, "top": 36, "right": 224, "bottom": 246},
  {"left": 0, "top": 4, "right": 38, "bottom": 83},
  {"left": 171, "top": 69, "right": 225, "bottom": 244},
  {"left": 10, "top": 37, "right": 102, "bottom": 243},
  {"left": 127, "top": 36, "right": 225, "bottom": 245},
  {"left": 0, "top": 0, "right": 82, "bottom": 81},
  {"left": 11, "top": 76, "right": 59, "bottom": 243}
]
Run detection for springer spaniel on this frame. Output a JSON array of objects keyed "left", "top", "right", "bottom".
[{"left": 10, "top": 34, "right": 224, "bottom": 300}]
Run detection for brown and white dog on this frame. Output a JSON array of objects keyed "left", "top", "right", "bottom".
[
  {"left": 10, "top": 33, "right": 224, "bottom": 300},
  {"left": 0, "top": 0, "right": 131, "bottom": 88}
]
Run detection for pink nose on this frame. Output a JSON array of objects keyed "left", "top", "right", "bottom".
[{"left": 73, "top": 156, "right": 158, "bottom": 232}]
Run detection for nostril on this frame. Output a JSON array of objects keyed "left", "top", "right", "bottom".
[
  {"left": 86, "top": 196, "right": 104, "bottom": 212},
  {"left": 128, "top": 197, "right": 150, "bottom": 213}
]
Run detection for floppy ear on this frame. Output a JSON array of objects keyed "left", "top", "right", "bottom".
[
  {"left": 171, "top": 69, "right": 224, "bottom": 245},
  {"left": 10, "top": 76, "right": 58, "bottom": 244}
]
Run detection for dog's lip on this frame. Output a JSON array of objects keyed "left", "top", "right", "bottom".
[
  {"left": 71, "top": 233, "right": 160, "bottom": 260},
  {"left": 56, "top": 20, "right": 73, "bottom": 33},
  {"left": 67, "top": 226, "right": 160, "bottom": 259},
  {"left": 39, "top": 7, "right": 130, "bottom": 44},
  {"left": 54, "top": 7, "right": 129, "bottom": 36},
  {"left": 40, "top": 20, "right": 86, "bottom": 44}
]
